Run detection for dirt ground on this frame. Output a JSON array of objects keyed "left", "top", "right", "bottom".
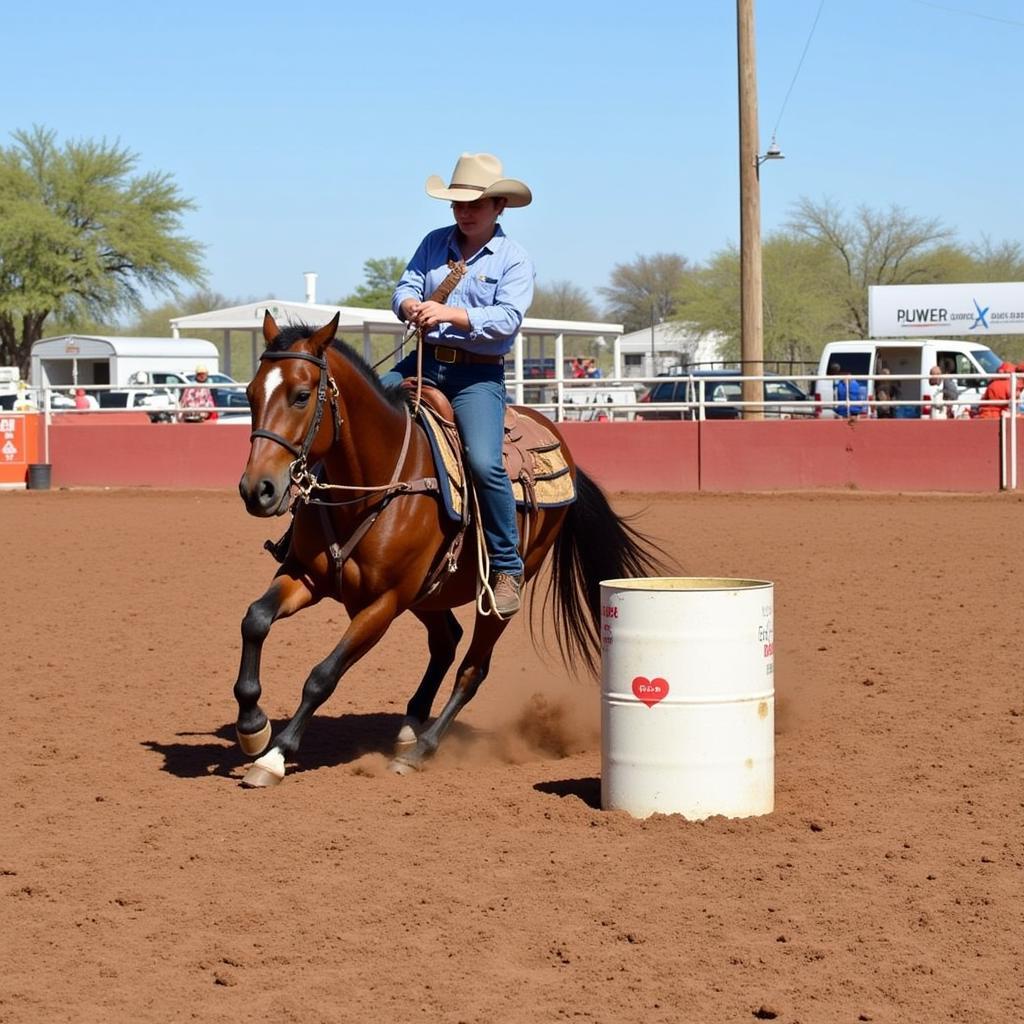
[{"left": 1, "top": 487, "right": 1022, "bottom": 1024}]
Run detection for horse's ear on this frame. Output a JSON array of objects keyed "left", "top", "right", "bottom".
[
  {"left": 310, "top": 313, "right": 340, "bottom": 356},
  {"left": 262, "top": 310, "right": 281, "bottom": 346}
]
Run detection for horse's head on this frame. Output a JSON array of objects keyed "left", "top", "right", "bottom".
[{"left": 238, "top": 311, "right": 341, "bottom": 517}]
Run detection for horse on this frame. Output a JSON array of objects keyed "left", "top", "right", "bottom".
[{"left": 233, "top": 311, "right": 665, "bottom": 786}]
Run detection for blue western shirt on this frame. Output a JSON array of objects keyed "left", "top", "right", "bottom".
[{"left": 392, "top": 224, "right": 535, "bottom": 356}]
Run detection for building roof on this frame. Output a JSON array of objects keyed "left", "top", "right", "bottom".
[
  {"left": 170, "top": 300, "right": 621, "bottom": 339},
  {"left": 31, "top": 335, "right": 219, "bottom": 359}
]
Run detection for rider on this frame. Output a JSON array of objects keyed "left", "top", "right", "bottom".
[{"left": 385, "top": 153, "right": 535, "bottom": 616}]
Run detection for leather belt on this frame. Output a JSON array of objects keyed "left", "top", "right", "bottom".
[{"left": 426, "top": 344, "right": 504, "bottom": 366}]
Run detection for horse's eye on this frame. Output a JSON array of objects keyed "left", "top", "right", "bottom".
[{"left": 293, "top": 389, "right": 312, "bottom": 406}]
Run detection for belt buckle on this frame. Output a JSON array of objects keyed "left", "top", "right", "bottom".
[{"left": 434, "top": 345, "right": 458, "bottom": 364}]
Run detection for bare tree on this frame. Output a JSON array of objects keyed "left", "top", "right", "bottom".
[
  {"left": 787, "top": 198, "right": 954, "bottom": 337},
  {"left": 528, "top": 280, "right": 599, "bottom": 321},
  {"left": 598, "top": 253, "right": 693, "bottom": 333}
]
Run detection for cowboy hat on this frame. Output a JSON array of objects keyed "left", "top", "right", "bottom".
[{"left": 425, "top": 153, "right": 532, "bottom": 208}]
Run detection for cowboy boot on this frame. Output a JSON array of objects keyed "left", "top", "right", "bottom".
[{"left": 490, "top": 572, "right": 524, "bottom": 617}]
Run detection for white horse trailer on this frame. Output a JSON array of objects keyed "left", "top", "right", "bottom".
[{"left": 30, "top": 336, "right": 220, "bottom": 391}]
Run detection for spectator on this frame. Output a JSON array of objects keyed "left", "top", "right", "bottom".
[
  {"left": 73, "top": 388, "right": 91, "bottom": 410},
  {"left": 13, "top": 382, "right": 35, "bottom": 412},
  {"left": 584, "top": 358, "right": 603, "bottom": 379},
  {"left": 874, "top": 366, "right": 897, "bottom": 418},
  {"left": 927, "top": 366, "right": 950, "bottom": 419},
  {"left": 830, "top": 362, "right": 866, "bottom": 418},
  {"left": 179, "top": 365, "right": 216, "bottom": 422},
  {"left": 570, "top": 357, "right": 587, "bottom": 379},
  {"left": 976, "top": 361, "right": 1018, "bottom": 420},
  {"left": 938, "top": 358, "right": 963, "bottom": 417}
]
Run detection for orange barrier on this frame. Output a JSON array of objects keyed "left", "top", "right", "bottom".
[{"left": 0, "top": 413, "right": 43, "bottom": 487}]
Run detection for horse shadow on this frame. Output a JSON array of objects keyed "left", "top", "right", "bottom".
[
  {"left": 142, "top": 712, "right": 416, "bottom": 780},
  {"left": 533, "top": 777, "right": 601, "bottom": 810}
]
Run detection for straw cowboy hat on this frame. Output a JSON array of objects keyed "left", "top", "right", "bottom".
[{"left": 425, "top": 153, "right": 532, "bottom": 208}]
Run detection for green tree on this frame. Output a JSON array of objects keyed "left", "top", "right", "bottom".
[
  {"left": 597, "top": 253, "right": 694, "bottom": 333},
  {"left": 338, "top": 257, "right": 406, "bottom": 308},
  {"left": 528, "top": 280, "right": 599, "bottom": 321},
  {"left": 680, "top": 233, "right": 846, "bottom": 365},
  {"left": 0, "top": 126, "right": 204, "bottom": 375}
]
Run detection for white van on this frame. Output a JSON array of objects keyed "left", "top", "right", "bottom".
[{"left": 813, "top": 339, "right": 1004, "bottom": 418}]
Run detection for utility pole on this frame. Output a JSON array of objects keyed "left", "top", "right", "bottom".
[{"left": 737, "top": 0, "right": 764, "bottom": 420}]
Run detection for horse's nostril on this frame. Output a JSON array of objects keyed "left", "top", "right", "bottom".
[{"left": 259, "top": 478, "right": 276, "bottom": 504}]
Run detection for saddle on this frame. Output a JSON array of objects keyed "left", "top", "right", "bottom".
[
  {"left": 401, "top": 380, "right": 575, "bottom": 523},
  {"left": 263, "top": 382, "right": 576, "bottom": 604}
]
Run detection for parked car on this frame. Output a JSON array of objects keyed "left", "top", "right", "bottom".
[
  {"left": 138, "top": 369, "right": 250, "bottom": 417},
  {"left": 638, "top": 371, "right": 813, "bottom": 420},
  {"left": 186, "top": 371, "right": 250, "bottom": 413},
  {"left": 97, "top": 387, "right": 179, "bottom": 422}
]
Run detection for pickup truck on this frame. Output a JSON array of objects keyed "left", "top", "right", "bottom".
[{"left": 97, "top": 387, "right": 179, "bottom": 422}]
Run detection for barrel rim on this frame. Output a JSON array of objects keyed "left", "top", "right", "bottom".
[{"left": 599, "top": 576, "right": 773, "bottom": 592}]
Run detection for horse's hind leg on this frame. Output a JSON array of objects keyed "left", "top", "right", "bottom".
[
  {"left": 234, "top": 570, "right": 317, "bottom": 757},
  {"left": 397, "top": 609, "right": 464, "bottom": 746},
  {"left": 390, "top": 612, "right": 509, "bottom": 774}
]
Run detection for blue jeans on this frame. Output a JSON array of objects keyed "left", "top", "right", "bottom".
[{"left": 381, "top": 351, "right": 523, "bottom": 577}]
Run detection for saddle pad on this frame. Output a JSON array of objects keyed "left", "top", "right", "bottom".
[{"left": 417, "top": 405, "right": 576, "bottom": 523}]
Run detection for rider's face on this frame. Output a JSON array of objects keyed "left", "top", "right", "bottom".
[{"left": 451, "top": 197, "right": 505, "bottom": 238}]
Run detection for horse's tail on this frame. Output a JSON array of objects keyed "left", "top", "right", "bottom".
[{"left": 544, "top": 468, "right": 672, "bottom": 677}]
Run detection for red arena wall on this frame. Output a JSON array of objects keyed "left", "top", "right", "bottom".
[{"left": 43, "top": 418, "right": 1015, "bottom": 493}]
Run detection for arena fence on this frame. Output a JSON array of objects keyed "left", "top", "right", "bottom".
[{"left": 2, "top": 373, "right": 1021, "bottom": 492}]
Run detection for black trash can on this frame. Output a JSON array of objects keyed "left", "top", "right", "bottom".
[{"left": 26, "top": 463, "right": 52, "bottom": 490}]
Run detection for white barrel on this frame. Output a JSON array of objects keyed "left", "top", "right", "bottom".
[{"left": 600, "top": 577, "right": 774, "bottom": 820}]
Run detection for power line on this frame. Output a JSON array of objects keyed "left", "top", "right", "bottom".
[
  {"left": 770, "top": 0, "right": 827, "bottom": 142},
  {"left": 911, "top": 0, "right": 1024, "bottom": 29}
]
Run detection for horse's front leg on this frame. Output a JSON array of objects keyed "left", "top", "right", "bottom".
[
  {"left": 243, "top": 592, "right": 400, "bottom": 788},
  {"left": 234, "top": 569, "right": 318, "bottom": 757}
]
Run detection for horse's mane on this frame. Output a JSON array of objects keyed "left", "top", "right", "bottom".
[{"left": 268, "top": 323, "right": 406, "bottom": 410}]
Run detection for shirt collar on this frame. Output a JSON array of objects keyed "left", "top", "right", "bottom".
[{"left": 447, "top": 223, "right": 507, "bottom": 261}]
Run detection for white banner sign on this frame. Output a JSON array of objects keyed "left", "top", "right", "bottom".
[{"left": 869, "top": 281, "right": 1024, "bottom": 337}]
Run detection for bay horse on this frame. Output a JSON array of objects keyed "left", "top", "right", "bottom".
[{"left": 233, "top": 311, "right": 665, "bottom": 786}]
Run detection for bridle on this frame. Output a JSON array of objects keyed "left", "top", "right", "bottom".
[
  {"left": 247, "top": 343, "right": 419, "bottom": 511},
  {"left": 249, "top": 348, "right": 342, "bottom": 475}
]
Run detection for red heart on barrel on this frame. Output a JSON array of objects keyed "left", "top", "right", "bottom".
[{"left": 631, "top": 676, "right": 669, "bottom": 708}]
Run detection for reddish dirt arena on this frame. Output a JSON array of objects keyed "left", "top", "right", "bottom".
[{"left": 1, "top": 488, "right": 1022, "bottom": 1024}]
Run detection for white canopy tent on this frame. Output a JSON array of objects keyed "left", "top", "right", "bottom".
[{"left": 170, "top": 299, "right": 624, "bottom": 403}]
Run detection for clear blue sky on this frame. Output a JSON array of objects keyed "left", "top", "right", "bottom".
[{"left": 4, "top": 1, "right": 1022, "bottom": 313}]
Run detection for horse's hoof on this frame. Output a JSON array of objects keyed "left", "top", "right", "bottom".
[
  {"left": 236, "top": 720, "right": 272, "bottom": 757},
  {"left": 241, "top": 764, "right": 282, "bottom": 788},
  {"left": 395, "top": 716, "right": 422, "bottom": 746},
  {"left": 388, "top": 756, "right": 420, "bottom": 776},
  {"left": 241, "top": 749, "right": 285, "bottom": 788}
]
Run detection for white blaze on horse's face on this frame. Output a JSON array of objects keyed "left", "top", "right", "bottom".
[{"left": 261, "top": 365, "right": 285, "bottom": 410}]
